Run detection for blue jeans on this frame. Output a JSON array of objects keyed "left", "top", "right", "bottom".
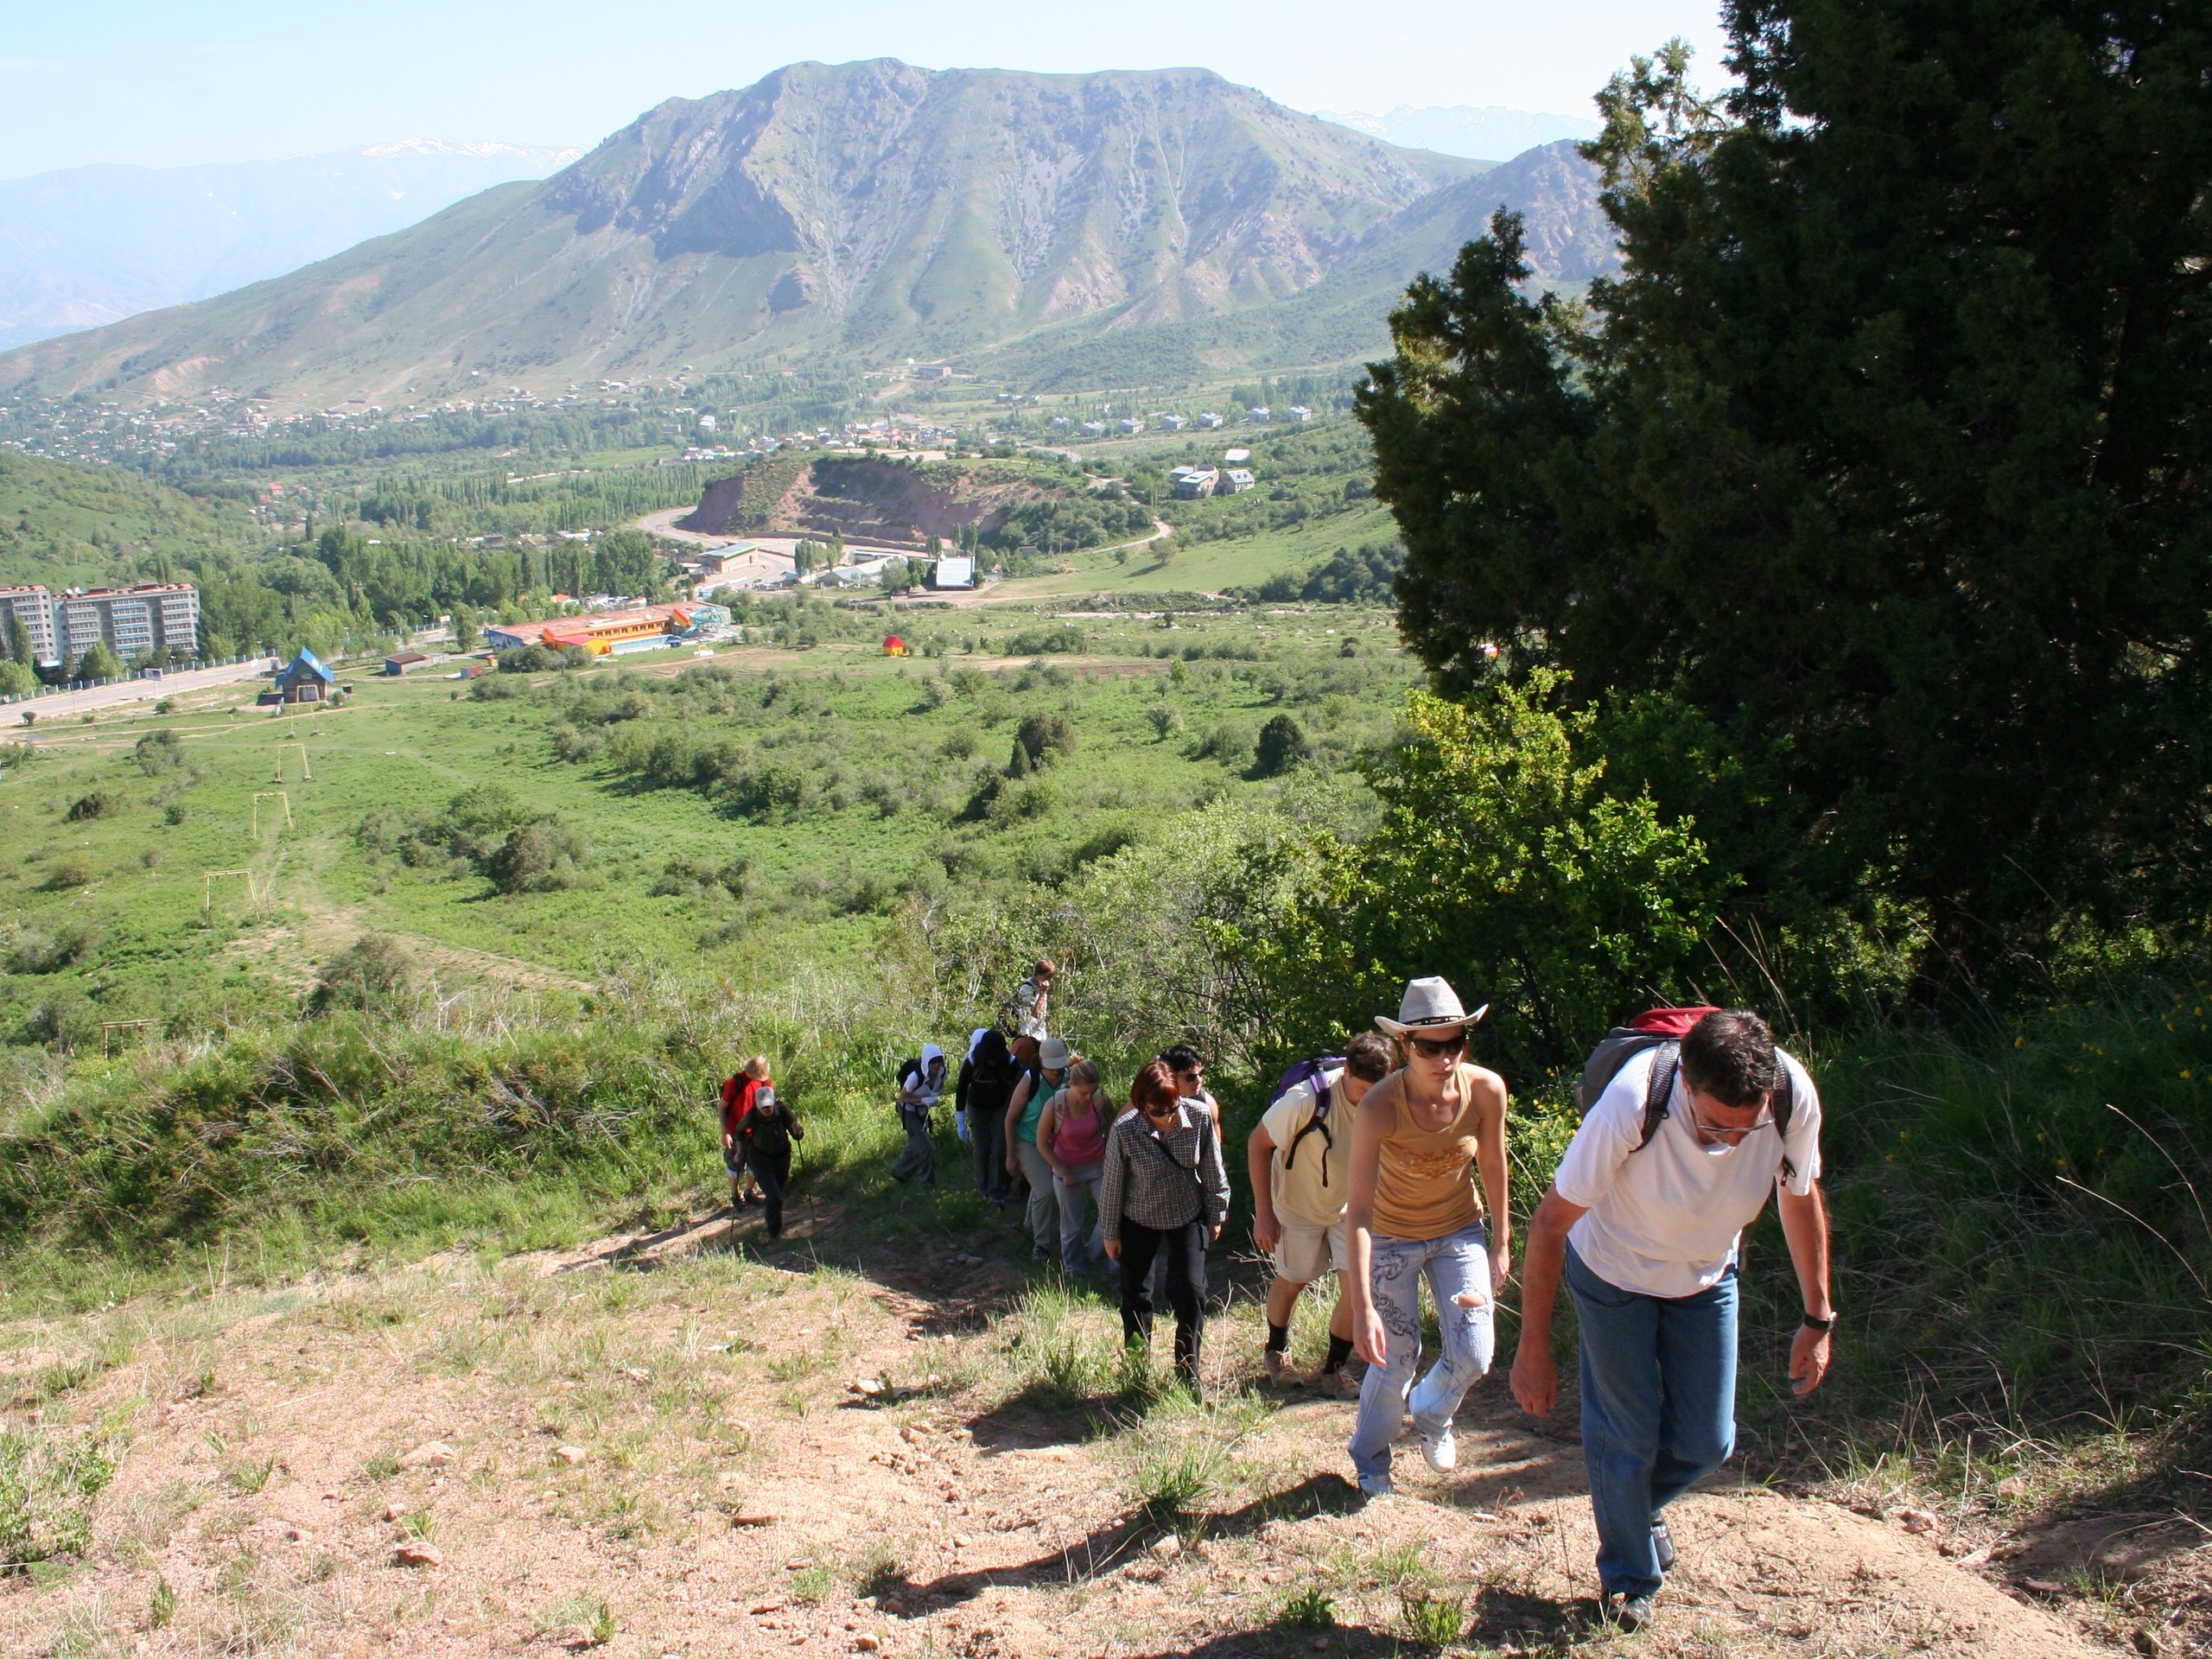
[
  {"left": 1054, "top": 1162, "right": 1104, "bottom": 1273},
  {"left": 1566, "top": 1243, "right": 1738, "bottom": 1598},
  {"left": 1348, "top": 1222, "right": 1494, "bottom": 1481}
]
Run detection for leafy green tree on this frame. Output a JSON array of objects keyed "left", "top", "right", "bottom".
[
  {"left": 72, "top": 643, "right": 125, "bottom": 683},
  {"left": 1252, "top": 714, "right": 1307, "bottom": 778},
  {"left": 1252, "top": 677, "right": 1721, "bottom": 1071},
  {"left": 1361, "top": 17, "right": 2212, "bottom": 975},
  {"left": 452, "top": 611, "right": 480, "bottom": 652},
  {"left": 4, "top": 613, "right": 31, "bottom": 668}
]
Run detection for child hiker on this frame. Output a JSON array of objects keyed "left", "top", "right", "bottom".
[{"left": 721, "top": 1055, "right": 771, "bottom": 1210}]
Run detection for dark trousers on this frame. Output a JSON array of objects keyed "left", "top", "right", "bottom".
[
  {"left": 745, "top": 1147, "right": 791, "bottom": 1239},
  {"left": 1117, "top": 1217, "right": 1208, "bottom": 1382},
  {"left": 972, "top": 1105, "right": 1011, "bottom": 1202},
  {"left": 892, "top": 1106, "right": 937, "bottom": 1184}
]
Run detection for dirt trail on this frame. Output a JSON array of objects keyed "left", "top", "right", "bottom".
[{"left": 0, "top": 1203, "right": 2145, "bottom": 1658}]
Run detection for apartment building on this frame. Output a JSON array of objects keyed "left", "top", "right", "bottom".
[{"left": 0, "top": 583, "right": 200, "bottom": 667}]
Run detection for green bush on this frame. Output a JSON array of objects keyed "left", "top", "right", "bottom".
[
  {"left": 131, "top": 729, "right": 183, "bottom": 775},
  {"left": 311, "top": 934, "right": 419, "bottom": 1014},
  {"left": 65, "top": 789, "right": 123, "bottom": 822}
]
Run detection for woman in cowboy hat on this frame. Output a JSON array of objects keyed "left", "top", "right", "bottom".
[{"left": 1343, "top": 976, "right": 1512, "bottom": 1499}]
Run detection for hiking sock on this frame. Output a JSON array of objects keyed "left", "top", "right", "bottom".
[
  {"left": 1323, "top": 1336, "right": 1355, "bottom": 1373},
  {"left": 1265, "top": 1321, "right": 1291, "bottom": 1354}
]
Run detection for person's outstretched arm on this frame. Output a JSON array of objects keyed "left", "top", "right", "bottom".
[
  {"left": 1778, "top": 1183, "right": 1834, "bottom": 1395},
  {"left": 1509, "top": 1186, "right": 1589, "bottom": 1416}
]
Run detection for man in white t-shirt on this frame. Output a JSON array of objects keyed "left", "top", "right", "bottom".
[
  {"left": 1509, "top": 1008, "right": 1833, "bottom": 1633},
  {"left": 1248, "top": 1033, "right": 1394, "bottom": 1395}
]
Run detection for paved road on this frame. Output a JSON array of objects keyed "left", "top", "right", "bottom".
[{"left": 0, "top": 657, "right": 279, "bottom": 728}]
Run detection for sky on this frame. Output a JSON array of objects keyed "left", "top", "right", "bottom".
[{"left": 0, "top": 0, "right": 1728, "bottom": 180}]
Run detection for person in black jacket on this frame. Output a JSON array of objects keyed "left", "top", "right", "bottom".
[
  {"left": 961, "top": 1029, "right": 1016, "bottom": 1205},
  {"left": 734, "top": 1084, "right": 804, "bottom": 1241}
]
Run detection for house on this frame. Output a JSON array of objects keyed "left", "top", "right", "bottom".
[
  {"left": 1116, "top": 416, "right": 1145, "bottom": 435},
  {"left": 1223, "top": 448, "right": 1251, "bottom": 463},
  {"left": 1170, "top": 467, "right": 1220, "bottom": 499},
  {"left": 1158, "top": 412, "right": 1187, "bottom": 431},
  {"left": 1247, "top": 406, "right": 1271, "bottom": 423},
  {"left": 1081, "top": 420, "right": 1107, "bottom": 435},
  {"left": 1196, "top": 411, "right": 1224, "bottom": 429},
  {"left": 269, "top": 648, "right": 336, "bottom": 704},
  {"left": 383, "top": 651, "right": 438, "bottom": 676},
  {"left": 1287, "top": 405, "right": 1313, "bottom": 423},
  {"left": 1221, "top": 469, "right": 1258, "bottom": 493},
  {"left": 926, "top": 556, "right": 976, "bottom": 590},
  {"left": 693, "top": 543, "right": 760, "bottom": 575},
  {"left": 882, "top": 634, "right": 908, "bottom": 657}
]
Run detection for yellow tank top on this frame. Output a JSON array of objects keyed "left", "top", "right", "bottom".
[{"left": 1370, "top": 1066, "right": 1486, "bottom": 1241}]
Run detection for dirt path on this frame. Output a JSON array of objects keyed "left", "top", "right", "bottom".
[{"left": 0, "top": 1198, "right": 2145, "bottom": 1659}]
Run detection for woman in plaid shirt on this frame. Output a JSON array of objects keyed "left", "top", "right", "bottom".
[{"left": 1101, "top": 1059, "right": 1231, "bottom": 1389}]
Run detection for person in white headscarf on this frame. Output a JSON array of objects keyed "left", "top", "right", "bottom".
[{"left": 891, "top": 1044, "right": 947, "bottom": 1185}]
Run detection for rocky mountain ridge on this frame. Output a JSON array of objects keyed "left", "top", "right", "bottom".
[{"left": 0, "top": 61, "right": 1618, "bottom": 408}]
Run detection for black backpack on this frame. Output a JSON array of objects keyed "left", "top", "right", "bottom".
[
  {"left": 1270, "top": 1057, "right": 1344, "bottom": 1183},
  {"left": 1578, "top": 1007, "right": 1796, "bottom": 1175}
]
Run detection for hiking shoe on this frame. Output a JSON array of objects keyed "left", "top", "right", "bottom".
[
  {"left": 1609, "top": 1592, "right": 1656, "bottom": 1631},
  {"left": 1651, "top": 1518, "right": 1676, "bottom": 1573},
  {"left": 1316, "top": 1366, "right": 1361, "bottom": 1400},
  {"left": 1357, "top": 1472, "right": 1396, "bottom": 1502},
  {"left": 1418, "top": 1420, "right": 1458, "bottom": 1472},
  {"left": 1263, "top": 1350, "right": 1299, "bottom": 1387}
]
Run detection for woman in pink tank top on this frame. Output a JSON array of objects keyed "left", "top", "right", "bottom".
[{"left": 1038, "top": 1059, "right": 1113, "bottom": 1274}]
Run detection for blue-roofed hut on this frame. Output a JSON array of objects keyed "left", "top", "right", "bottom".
[{"left": 270, "top": 648, "right": 335, "bottom": 704}]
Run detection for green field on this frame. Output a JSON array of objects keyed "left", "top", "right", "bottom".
[{"left": 0, "top": 607, "right": 1415, "bottom": 1048}]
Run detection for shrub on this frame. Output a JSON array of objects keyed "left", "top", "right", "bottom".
[
  {"left": 131, "top": 729, "right": 183, "bottom": 774},
  {"left": 1145, "top": 702, "right": 1185, "bottom": 740},
  {"left": 1191, "top": 723, "right": 1251, "bottom": 767},
  {"left": 1252, "top": 714, "right": 1306, "bottom": 777},
  {"left": 0, "top": 1423, "right": 123, "bottom": 1563},
  {"left": 41, "top": 855, "right": 92, "bottom": 891},
  {"left": 485, "top": 821, "right": 592, "bottom": 893},
  {"left": 310, "top": 934, "right": 419, "bottom": 1014},
  {"left": 66, "top": 790, "right": 123, "bottom": 822},
  {"left": 1014, "top": 711, "right": 1077, "bottom": 768},
  {"left": 470, "top": 673, "right": 524, "bottom": 700},
  {"left": 10, "top": 921, "right": 102, "bottom": 975}
]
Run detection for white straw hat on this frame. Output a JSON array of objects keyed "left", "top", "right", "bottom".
[{"left": 1374, "top": 976, "right": 1489, "bottom": 1038}]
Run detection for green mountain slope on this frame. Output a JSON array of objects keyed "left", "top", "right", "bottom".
[
  {"left": 0, "top": 61, "right": 1487, "bottom": 410},
  {"left": 0, "top": 454, "right": 261, "bottom": 588}
]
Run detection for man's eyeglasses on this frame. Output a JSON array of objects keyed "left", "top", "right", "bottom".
[
  {"left": 1407, "top": 1033, "right": 1467, "bottom": 1060},
  {"left": 1689, "top": 1108, "right": 1775, "bottom": 1143}
]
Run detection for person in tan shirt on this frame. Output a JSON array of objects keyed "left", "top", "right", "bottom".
[{"left": 1344, "top": 976, "right": 1511, "bottom": 1500}]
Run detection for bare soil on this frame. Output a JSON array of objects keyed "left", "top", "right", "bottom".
[{"left": 0, "top": 1197, "right": 2183, "bottom": 1658}]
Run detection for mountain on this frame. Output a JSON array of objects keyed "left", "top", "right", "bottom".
[
  {"left": 0, "top": 141, "right": 582, "bottom": 354},
  {"left": 1313, "top": 105, "right": 1600, "bottom": 162},
  {"left": 0, "top": 63, "right": 1617, "bottom": 410}
]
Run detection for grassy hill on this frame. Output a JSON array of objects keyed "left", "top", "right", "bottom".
[{"left": 0, "top": 453, "right": 263, "bottom": 588}]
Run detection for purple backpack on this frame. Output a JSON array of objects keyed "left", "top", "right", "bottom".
[{"left": 1271, "top": 1057, "right": 1344, "bottom": 1178}]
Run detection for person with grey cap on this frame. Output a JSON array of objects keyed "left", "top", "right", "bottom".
[{"left": 1344, "top": 976, "right": 1511, "bottom": 1499}]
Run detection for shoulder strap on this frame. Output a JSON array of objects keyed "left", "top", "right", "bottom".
[
  {"left": 1774, "top": 1057, "right": 1797, "bottom": 1180},
  {"left": 1637, "top": 1041, "right": 1680, "bottom": 1151},
  {"left": 1281, "top": 1073, "right": 1335, "bottom": 1174}
]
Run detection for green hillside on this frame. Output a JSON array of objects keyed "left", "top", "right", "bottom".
[{"left": 0, "top": 452, "right": 262, "bottom": 588}]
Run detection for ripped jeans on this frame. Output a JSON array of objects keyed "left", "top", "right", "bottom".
[{"left": 1348, "top": 1221, "right": 1495, "bottom": 1482}]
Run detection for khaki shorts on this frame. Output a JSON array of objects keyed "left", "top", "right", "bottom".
[{"left": 1273, "top": 1215, "right": 1348, "bottom": 1286}]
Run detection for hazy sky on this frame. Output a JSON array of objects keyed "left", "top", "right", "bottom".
[{"left": 0, "top": 0, "right": 1729, "bottom": 179}]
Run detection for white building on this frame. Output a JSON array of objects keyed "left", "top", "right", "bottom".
[
  {"left": 1287, "top": 405, "right": 1313, "bottom": 423},
  {"left": 1247, "top": 405, "right": 1271, "bottom": 423},
  {"left": 698, "top": 413, "right": 717, "bottom": 433},
  {"left": 1221, "top": 469, "right": 1257, "bottom": 494},
  {"left": 1170, "top": 466, "right": 1220, "bottom": 499},
  {"left": 0, "top": 582, "right": 200, "bottom": 666},
  {"left": 1116, "top": 416, "right": 1146, "bottom": 435},
  {"left": 1159, "top": 412, "right": 1187, "bottom": 431},
  {"left": 1196, "top": 411, "right": 1224, "bottom": 429}
]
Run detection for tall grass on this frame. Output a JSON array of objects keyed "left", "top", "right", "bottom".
[{"left": 1738, "top": 976, "right": 2212, "bottom": 1472}]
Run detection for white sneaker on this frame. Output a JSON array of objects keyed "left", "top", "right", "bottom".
[
  {"left": 1418, "top": 1421, "right": 1458, "bottom": 1472},
  {"left": 1357, "top": 1472, "right": 1396, "bottom": 1501}
]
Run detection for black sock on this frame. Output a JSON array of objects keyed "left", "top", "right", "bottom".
[
  {"left": 1323, "top": 1336, "right": 1355, "bottom": 1372},
  {"left": 1265, "top": 1321, "right": 1290, "bottom": 1353}
]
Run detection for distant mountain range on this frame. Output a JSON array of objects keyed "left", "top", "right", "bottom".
[
  {"left": 0, "top": 141, "right": 581, "bottom": 353},
  {"left": 1314, "top": 105, "right": 1600, "bottom": 162},
  {"left": 0, "top": 63, "right": 1618, "bottom": 409}
]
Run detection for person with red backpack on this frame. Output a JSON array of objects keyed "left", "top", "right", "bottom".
[
  {"left": 720, "top": 1056, "right": 771, "bottom": 1211},
  {"left": 1248, "top": 1033, "right": 1394, "bottom": 1395},
  {"left": 1509, "top": 1007, "right": 1832, "bottom": 1633}
]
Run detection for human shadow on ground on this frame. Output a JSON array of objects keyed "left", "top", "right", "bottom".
[{"left": 866, "top": 1471, "right": 1367, "bottom": 1611}]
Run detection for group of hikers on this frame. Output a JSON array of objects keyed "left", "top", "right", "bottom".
[{"left": 721, "top": 957, "right": 1834, "bottom": 1633}]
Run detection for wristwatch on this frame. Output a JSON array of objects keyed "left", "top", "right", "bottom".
[{"left": 1801, "top": 1312, "right": 1834, "bottom": 1333}]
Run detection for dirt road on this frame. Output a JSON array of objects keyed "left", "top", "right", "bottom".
[
  {"left": 0, "top": 1194, "right": 2159, "bottom": 1659},
  {"left": 0, "top": 657, "right": 280, "bottom": 728}
]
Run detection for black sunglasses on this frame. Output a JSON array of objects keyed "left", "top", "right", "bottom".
[{"left": 1407, "top": 1032, "right": 1468, "bottom": 1059}]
